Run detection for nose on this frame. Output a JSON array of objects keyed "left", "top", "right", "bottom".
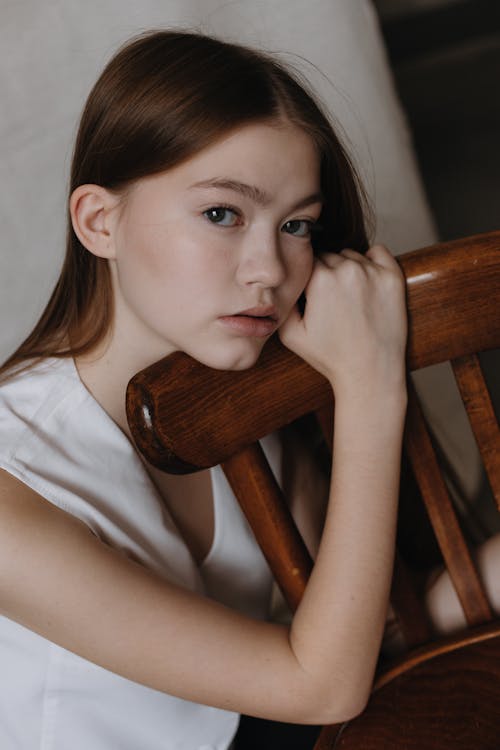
[{"left": 236, "top": 230, "right": 287, "bottom": 289}]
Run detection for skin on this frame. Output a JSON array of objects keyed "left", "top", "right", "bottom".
[
  {"left": 70, "top": 121, "right": 322, "bottom": 440},
  {"left": 0, "top": 120, "right": 410, "bottom": 724}
]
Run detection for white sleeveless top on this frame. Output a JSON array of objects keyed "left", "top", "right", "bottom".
[{"left": 0, "top": 356, "right": 280, "bottom": 750}]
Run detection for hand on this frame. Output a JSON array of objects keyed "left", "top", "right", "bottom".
[{"left": 278, "top": 245, "right": 407, "bottom": 397}]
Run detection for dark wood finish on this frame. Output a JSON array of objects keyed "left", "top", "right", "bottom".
[
  {"left": 222, "top": 443, "right": 312, "bottom": 612},
  {"left": 402, "top": 231, "right": 500, "bottom": 369},
  {"left": 315, "top": 403, "right": 334, "bottom": 452},
  {"left": 126, "top": 231, "right": 500, "bottom": 473},
  {"left": 452, "top": 353, "right": 500, "bottom": 511},
  {"left": 126, "top": 334, "right": 329, "bottom": 473},
  {"left": 314, "top": 622, "right": 500, "bottom": 750},
  {"left": 388, "top": 550, "right": 433, "bottom": 647},
  {"left": 404, "top": 381, "right": 493, "bottom": 626},
  {"left": 374, "top": 619, "right": 500, "bottom": 690}
]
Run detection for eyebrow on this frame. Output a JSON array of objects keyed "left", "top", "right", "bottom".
[{"left": 189, "top": 178, "right": 324, "bottom": 212}]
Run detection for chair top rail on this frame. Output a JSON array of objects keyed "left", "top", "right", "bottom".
[{"left": 126, "top": 231, "right": 500, "bottom": 473}]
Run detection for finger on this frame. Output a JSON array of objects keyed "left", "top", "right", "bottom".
[
  {"left": 339, "top": 248, "right": 370, "bottom": 265},
  {"left": 316, "top": 251, "right": 345, "bottom": 269},
  {"left": 365, "top": 244, "right": 399, "bottom": 270}
]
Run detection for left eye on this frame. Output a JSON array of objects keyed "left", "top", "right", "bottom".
[
  {"left": 203, "top": 207, "right": 240, "bottom": 226},
  {"left": 282, "top": 219, "right": 313, "bottom": 237}
]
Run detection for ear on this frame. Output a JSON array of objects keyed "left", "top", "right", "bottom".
[{"left": 69, "top": 184, "right": 121, "bottom": 259}]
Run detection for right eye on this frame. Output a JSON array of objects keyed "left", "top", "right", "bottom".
[{"left": 203, "top": 206, "right": 241, "bottom": 227}]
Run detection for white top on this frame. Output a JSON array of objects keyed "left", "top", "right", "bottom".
[{"left": 0, "top": 356, "right": 281, "bottom": 750}]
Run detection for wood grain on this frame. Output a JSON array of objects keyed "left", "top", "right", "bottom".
[
  {"left": 222, "top": 443, "right": 313, "bottom": 611},
  {"left": 404, "top": 382, "right": 493, "bottom": 626},
  {"left": 388, "top": 550, "right": 433, "bottom": 647},
  {"left": 315, "top": 624, "right": 500, "bottom": 750},
  {"left": 452, "top": 353, "right": 500, "bottom": 511}
]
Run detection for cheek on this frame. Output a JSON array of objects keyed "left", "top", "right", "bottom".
[
  {"left": 114, "top": 222, "right": 230, "bottom": 318},
  {"left": 117, "top": 227, "right": 169, "bottom": 293},
  {"left": 289, "top": 250, "right": 315, "bottom": 295},
  {"left": 112, "top": 223, "right": 182, "bottom": 326}
]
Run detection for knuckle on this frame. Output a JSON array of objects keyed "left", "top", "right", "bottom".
[
  {"left": 368, "top": 243, "right": 390, "bottom": 259},
  {"left": 311, "top": 266, "right": 336, "bottom": 291},
  {"left": 341, "top": 260, "right": 365, "bottom": 284},
  {"left": 387, "top": 268, "right": 406, "bottom": 292}
]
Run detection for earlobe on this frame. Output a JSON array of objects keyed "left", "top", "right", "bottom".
[{"left": 69, "top": 185, "right": 120, "bottom": 259}]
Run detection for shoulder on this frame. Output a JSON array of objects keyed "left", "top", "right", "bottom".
[
  {"left": 0, "top": 356, "right": 128, "bottom": 526},
  {"left": 0, "top": 354, "right": 120, "bottom": 472},
  {"left": 0, "top": 357, "right": 79, "bottom": 437},
  {"left": 0, "top": 466, "right": 92, "bottom": 534},
  {"left": 0, "top": 466, "right": 85, "bottom": 526},
  {"left": 0, "top": 356, "right": 86, "bottom": 486},
  {"left": 0, "top": 466, "right": 94, "bottom": 593}
]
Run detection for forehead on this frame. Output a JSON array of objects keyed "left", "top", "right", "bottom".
[
  {"left": 130, "top": 121, "right": 321, "bottom": 203},
  {"left": 183, "top": 121, "right": 319, "bottom": 179}
]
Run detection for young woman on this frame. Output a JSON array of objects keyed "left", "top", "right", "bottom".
[{"left": 0, "top": 28, "right": 411, "bottom": 749}]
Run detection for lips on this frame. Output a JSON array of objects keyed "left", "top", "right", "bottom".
[
  {"left": 234, "top": 305, "right": 278, "bottom": 321},
  {"left": 218, "top": 305, "right": 279, "bottom": 337}
]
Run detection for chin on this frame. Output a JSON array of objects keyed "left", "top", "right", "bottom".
[{"left": 195, "top": 339, "right": 267, "bottom": 372}]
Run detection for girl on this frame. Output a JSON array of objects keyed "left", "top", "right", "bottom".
[{"left": 0, "top": 29, "right": 408, "bottom": 749}]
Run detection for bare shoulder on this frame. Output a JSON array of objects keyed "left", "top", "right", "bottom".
[
  {"left": 0, "top": 467, "right": 100, "bottom": 608},
  {"left": 0, "top": 467, "right": 92, "bottom": 543}
]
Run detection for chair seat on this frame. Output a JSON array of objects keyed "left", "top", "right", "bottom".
[{"left": 315, "top": 622, "right": 500, "bottom": 750}]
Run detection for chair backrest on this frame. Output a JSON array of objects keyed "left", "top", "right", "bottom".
[{"left": 126, "top": 231, "right": 500, "bottom": 633}]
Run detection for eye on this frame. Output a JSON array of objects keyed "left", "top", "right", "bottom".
[
  {"left": 203, "top": 206, "right": 240, "bottom": 227},
  {"left": 281, "top": 219, "right": 315, "bottom": 237}
]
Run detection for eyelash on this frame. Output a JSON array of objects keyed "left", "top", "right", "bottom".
[
  {"left": 202, "top": 205, "right": 242, "bottom": 227},
  {"left": 202, "top": 205, "right": 321, "bottom": 237}
]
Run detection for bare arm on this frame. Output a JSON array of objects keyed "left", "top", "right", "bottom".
[
  {"left": 0, "top": 245, "right": 407, "bottom": 725},
  {"left": 279, "top": 245, "right": 407, "bottom": 714}
]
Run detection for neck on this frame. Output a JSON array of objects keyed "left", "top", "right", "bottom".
[
  {"left": 74, "top": 336, "right": 171, "bottom": 445},
  {"left": 74, "top": 352, "right": 133, "bottom": 441},
  {"left": 72, "top": 275, "right": 177, "bottom": 441}
]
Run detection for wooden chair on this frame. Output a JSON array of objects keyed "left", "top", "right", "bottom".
[{"left": 126, "top": 231, "right": 500, "bottom": 749}]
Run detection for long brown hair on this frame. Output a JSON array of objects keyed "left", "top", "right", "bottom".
[{"left": 0, "top": 29, "right": 371, "bottom": 381}]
